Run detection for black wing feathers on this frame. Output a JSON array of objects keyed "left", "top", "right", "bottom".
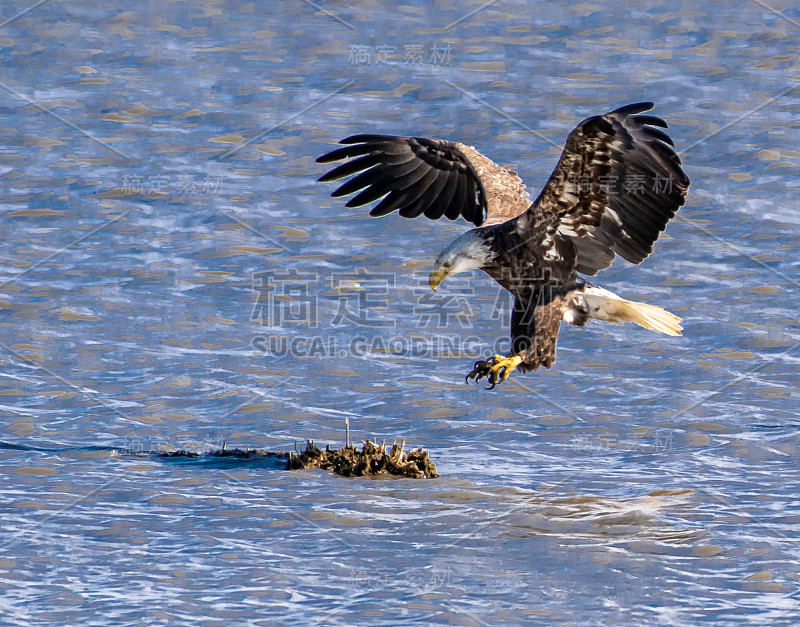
[
  {"left": 316, "top": 135, "right": 488, "bottom": 226},
  {"left": 611, "top": 102, "right": 655, "bottom": 116}
]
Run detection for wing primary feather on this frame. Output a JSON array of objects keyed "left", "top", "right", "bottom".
[
  {"left": 388, "top": 156, "right": 429, "bottom": 178},
  {"left": 338, "top": 134, "right": 398, "bottom": 144},
  {"left": 429, "top": 170, "right": 459, "bottom": 220},
  {"left": 392, "top": 161, "right": 432, "bottom": 190},
  {"left": 642, "top": 126, "right": 676, "bottom": 146},
  {"left": 316, "top": 143, "right": 378, "bottom": 164},
  {"left": 318, "top": 153, "right": 383, "bottom": 182},
  {"left": 421, "top": 170, "right": 455, "bottom": 220},
  {"left": 372, "top": 184, "right": 428, "bottom": 217},
  {"left": 368, "top": 189, "right": 406, "bottom": 216},
  {"left": 331, "top": 165, "right": 385, "bottom": 197},
  {"left": 446, "top": 173, "right": 469, "bottom": 222},
  {"left": 344, "top": 181, "right": 393, "bottom": 208},
  {"left": 632, "top": 115, "right": 669, "bottom": 128},
  {"left": 398, "top": 170, "right": 442, "bottom": 218},
  {"left": 612, "top": 102, "right": 654, "bottom": 115}
]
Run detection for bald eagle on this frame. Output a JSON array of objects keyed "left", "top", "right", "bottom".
[{"left": 316, "top": 102, "right": 689, "bottom": 388}]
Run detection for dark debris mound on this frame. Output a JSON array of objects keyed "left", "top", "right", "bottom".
[
  {"left": 156, "top": 441, "right": 438, "bottom": 479},
  {"left": 287, "top": 440, "right": 438, "bottom": 479},
  {"left": 159, "top": 447, "right": 289, "bottom": 461}
]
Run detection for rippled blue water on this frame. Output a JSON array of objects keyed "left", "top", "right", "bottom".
[{"left": 1, "top": 1, "right": 799, "bottom": 624}]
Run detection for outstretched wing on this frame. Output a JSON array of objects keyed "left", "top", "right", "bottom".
[
  {"left": 316, "top": 135, "right": 530, "bottom": 228},
  {"left": 531, "top": 102, "right": 690, "bottom": 276}
]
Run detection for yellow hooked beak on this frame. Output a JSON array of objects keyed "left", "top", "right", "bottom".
[{"left": 428, "top": 266, "right": 450, "bottom": 291}]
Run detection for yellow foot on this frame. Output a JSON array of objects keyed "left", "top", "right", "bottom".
[{"left": 465, "top": 354, "right": 523, "bottom": 390}]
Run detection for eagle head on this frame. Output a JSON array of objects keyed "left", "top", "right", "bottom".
[{"left": 429, "top": 229, "right": 495, "bottom": 290}]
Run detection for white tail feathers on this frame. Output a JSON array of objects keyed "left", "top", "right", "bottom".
[{"left": 583, "top": 287, "right": 683, "bottom": 337}]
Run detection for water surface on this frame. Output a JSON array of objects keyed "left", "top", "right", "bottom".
[{"left": 1, "top": 1, "right": 799, "bottom": 624}]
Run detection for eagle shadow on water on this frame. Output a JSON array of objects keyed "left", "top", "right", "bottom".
[{"left": 316, "top": 103, "right": 690, "bottom": 389}]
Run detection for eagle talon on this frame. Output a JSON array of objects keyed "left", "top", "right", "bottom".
[
  {"left": 465, "top": 354, "right": 523, "bottom": 390},
  {"left": 466, "top": 359, "right": 490, "bottom": 384}
]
